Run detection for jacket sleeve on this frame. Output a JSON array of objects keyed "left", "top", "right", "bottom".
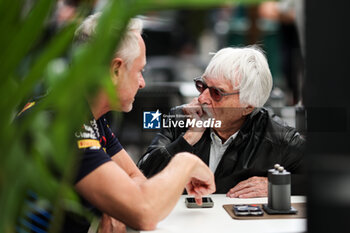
[
  {"left": 137, "top": 107, "right": 195, "bottom": 177},
  {"left": 282, "top": 129, "right": 306, "bottom": 195}
]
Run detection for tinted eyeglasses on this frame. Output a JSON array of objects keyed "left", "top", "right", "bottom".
[{"left": 193, "top": 77, "right": 240, "bottom": 102}]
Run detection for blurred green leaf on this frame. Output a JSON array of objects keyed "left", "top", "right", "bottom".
[{"left": 1, "top": 0, "right": 265, "bottom": 232}]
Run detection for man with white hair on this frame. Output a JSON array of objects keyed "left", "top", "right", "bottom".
[
  {"left": 41, "top": 13, "right": 214, "bottom": 232},
  {"left": 138, "top": 46, "right": 305, "bottom": 198}
]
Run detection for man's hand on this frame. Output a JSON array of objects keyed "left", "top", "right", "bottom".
[
  {"left": 98, "top": 214, "right": 126, "bottom": 233},
  {"left": 183, "top": 98, "right": 207, "bottom": 145},
  {"left": 185, "top": 178, "right": 211, "bottom": 205},
  {"left": 182, "top": 153, "right": 216, "bottom": 205},
  {"left": 226, "top": 176, "right": 268, "bottom": 198}
]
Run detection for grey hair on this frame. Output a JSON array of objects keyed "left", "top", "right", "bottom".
[
  {"left": 74, "top": 12, "right": 143, "bottom": 69},
  {"left": 203, "top": 46, "right": 273, "bottom": 107}
]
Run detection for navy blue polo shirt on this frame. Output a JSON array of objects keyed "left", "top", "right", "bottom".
[
  {"left": 74, "top": 114, "right": 123, "bottom": 183},
  {"left": 17, "top": 99, "right": 124, "bottom": 232}
]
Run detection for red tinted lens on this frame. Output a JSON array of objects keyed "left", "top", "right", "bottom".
[
  {"left": 195, "top": 80, "right": 205, "bottom": 93},
  {"left": 209, "top": 87, "right": 222, "bottom": 101}
]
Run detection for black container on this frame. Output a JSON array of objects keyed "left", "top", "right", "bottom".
[
  {"left": 267, "top": 164, "right": 280, "bottom": 209},
  {"left": 269, "top": 167, "right": 291, "bottom": 210},
  {"left": 264, "top": 165, "right": 297, "bottom": 214}
]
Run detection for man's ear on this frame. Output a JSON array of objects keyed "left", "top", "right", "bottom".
[
  {"left": 242, "top": 105, "right": 254, "bottom": 116},
  {"left": 110, "top": 58, "right": 124, "bottom": 84}
]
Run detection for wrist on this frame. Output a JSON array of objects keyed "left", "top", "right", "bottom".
[
  {"left": 175, "top": 151, "right": 196, "bottom": 162},
  {"left": 183, "top": 131, "right": 200, "bottom": 146},
  {"left": 173, "top": 152, "right": 198, "bottom": 171}
]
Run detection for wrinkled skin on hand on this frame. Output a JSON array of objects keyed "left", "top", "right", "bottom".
[{"left": 226, "top": 176, "right": 268, "bottom": 198}]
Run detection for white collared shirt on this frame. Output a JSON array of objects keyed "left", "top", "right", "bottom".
[{"left": 209, "top": 130, "right": 239, "bottom": 173}]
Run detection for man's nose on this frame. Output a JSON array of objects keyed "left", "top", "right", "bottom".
[
  {"left": 139, "top": 75, "right": 146, "bottom": 89},
  {"left": 198, "top": 88, "right": 211, "bottom": 105}
]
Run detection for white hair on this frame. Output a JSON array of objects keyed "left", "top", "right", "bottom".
[
  {"left": 74, "top": 13, "right": 143, "bottom": 69},
  {"left": 203, "top": 46, "right": 273, "bottom": 107}
]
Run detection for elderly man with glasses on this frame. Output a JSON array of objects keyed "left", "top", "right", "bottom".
[{"left": 138, "top": 46, "right": 305, "bottom": 198}]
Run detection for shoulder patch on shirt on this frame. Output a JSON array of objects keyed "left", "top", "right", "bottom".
[
  {"left": 17, "top": 101, "right": 35, "bottom": 116},
  {"left": 75, "top": 120, "right": 99, "bottom": 139},
  {"left": 77, "top": 139, "right": 101, "bottom": 149}
]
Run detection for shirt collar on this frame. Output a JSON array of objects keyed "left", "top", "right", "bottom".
[{"left": 210, "top": 129, "right": 239, "bottom": 146}]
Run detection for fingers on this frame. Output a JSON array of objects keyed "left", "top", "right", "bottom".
[
  {"left": 185, "top": 183, "right": 203, "bottom": 206},
  {"left": 203, "top": 180, "right": 216, "bottom": 194},
  {"left": 185, "top": 186, "right": 204, "bottom": 206},
  {"left": 226, "top": 177, "right": 255, "bottom": 196},
  {"left": 187, "top": 179, "right": 213, "bottom": 196},
  {"left": 226, "top": 177, "right": 268, "bottom": 198},
  {"left": 98, "top": 214, "right": 126, "bottom": 233},
  {"left": 182, "top": 98, "right": 208, "bottom": 146},
  {"left": 185, "top": 178, "right": 215, "bottom": 205},
  {"left": 185, "top": 183, "right": 196, "bottom": 196},
  {"left": 236, "top": 188, "right": 266, "bottom": 198},
  {"left": 228, "top": 187, "right": 256, "bottom": 198},
  {"left": 186, "top": 186, "right": 203, "bottom": 205},
  {"left": 227, "top": 179, "right": 251, "bottom": 195},
  {"left": 110, "top": 218, "right": 126, "bottom": 233},
  {"left": 227, "top": 186, "right": 266, "bottom": 198},
  {"left": 185, "top": 181, "right": 202, "bottom": 196},
  {"left": 193, "top": 185, "right": 212, "bottom": 196},
  {"left": 195, "top": 194, "right": 203, "bottom": 205},
  {"left": 98, "top": 214, "right": 112, "bottom": 233},
  {"left": 183, "top": 98, "right": 204, "bottom": 119},
  {"left": 186, "top": 107, "right": 203, "bottom": 120},
  {"left": 192, "top": 161, "right": 216, "bottom": 195},
  {"left": 237, "top": 191, "right": 263, "bottom": 198},
  {"left": 184, "top": 154, "right": 216, "bottom": 205}
]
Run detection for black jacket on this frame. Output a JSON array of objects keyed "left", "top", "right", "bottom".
[{"left": 138, "top": 107, "right": 306, "bottom": 194}]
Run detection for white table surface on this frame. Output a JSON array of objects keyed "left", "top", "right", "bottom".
[{"left": 132, "top": 194, "right": 307, "bottom": 233}]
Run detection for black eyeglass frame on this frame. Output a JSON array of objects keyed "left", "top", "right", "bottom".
[{"left": 193, "top": 77, "right": 240, "bottom": 102}]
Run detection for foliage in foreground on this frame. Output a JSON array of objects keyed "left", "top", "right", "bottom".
[{"left": 0, "top": 0, "right": 263, "bottom": 232}]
